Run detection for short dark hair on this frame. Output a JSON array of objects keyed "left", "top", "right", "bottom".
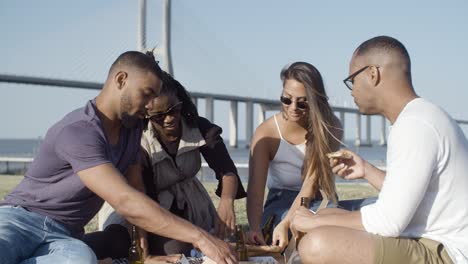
[
  {"left": 109, "top": 51, "right": 163, "bottom": 79},
  {"left": 355, "top": 36, "right": 411, "bottom": 71}
]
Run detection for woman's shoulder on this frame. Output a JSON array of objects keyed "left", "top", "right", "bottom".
[
  {"left": 254, "top": 113, "right": 280, "bottom": 138},
  {"left": 194, "top": 116, "right": 223, "bottom": 140},
  {"left": 196, "top": 116, "right": 217, "bottom": 129},
  {"left": 251, "top": 114, "right": 282, "bottom": 158}
]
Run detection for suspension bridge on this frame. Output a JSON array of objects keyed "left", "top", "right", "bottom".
[{"left": 1, "top": 1, "right": 467, "bottom": 175}]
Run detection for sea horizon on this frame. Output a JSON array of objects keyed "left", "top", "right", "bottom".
[{"left": 0, "top": 138, "right": 386, "bottom": 182}]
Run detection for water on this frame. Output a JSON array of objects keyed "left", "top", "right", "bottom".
[
  {"left": 0, "top": 139, "right": 386, "bottom": 181},
  {"left": 0, "top": 138, "right": 42, "bottom": 157},
  {"left": 226, "top": 140, "right": 386, "bottom": 164},
  {"left": 218, "top": 140, "right": 386, "bottom": 183}
]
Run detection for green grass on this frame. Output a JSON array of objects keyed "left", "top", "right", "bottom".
[
  {"left": 0, "top": 175, "right": 23, "bottom": 198},
  {"left": 336, "top": 182, "right": 379, "bottom": 200},
  {"left": 1, "top": 175, "right": 378, "bottom": 233}
]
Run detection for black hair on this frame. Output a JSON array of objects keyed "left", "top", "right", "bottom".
[
  {"left": 158, "top": 71, "right": 199, "bottom": 128},
  {"left": 355, "top": 36, "right": 411, "bottom": 76},
  {"left": 109, "top": 51, "right": 163, "bottom": 79},
  {"left": 142, "top": 72, "right": 199, "bottom": 130}
]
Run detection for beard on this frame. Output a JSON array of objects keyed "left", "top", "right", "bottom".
[
  {"left": 121, "top": 112, "right": 140, "bottom": 128},
  {"left": 120, "top": 91, "right": 140, "bottom": 129}
]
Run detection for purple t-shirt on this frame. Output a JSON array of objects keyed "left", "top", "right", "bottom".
[{"left": 1, "top": 99, "right": 142, "bottom": 237}]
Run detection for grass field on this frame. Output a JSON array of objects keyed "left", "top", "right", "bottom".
[{"left": 0, "top": 175, "right": 378, "bottom": 233}]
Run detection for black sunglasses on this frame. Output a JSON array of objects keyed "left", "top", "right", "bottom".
[
  {"left": 280, "top": 96, "right": 308, "bottom": 110},
  {"left": 148, "top": 101, "right": 183, "bottom": 122}
]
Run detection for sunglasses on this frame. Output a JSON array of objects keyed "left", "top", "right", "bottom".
[
  {"left": 148, "top": 101, "right": 183, "bottom": 122},
  {"left": 280, "top": 96, "right": 308, "bottom": 110}
]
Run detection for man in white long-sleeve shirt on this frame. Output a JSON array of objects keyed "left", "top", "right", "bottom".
[{"left": 290, "top": 35, "right": 468, "bottom": 264}]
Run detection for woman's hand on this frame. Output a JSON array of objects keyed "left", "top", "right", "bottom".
[
  {"left": 271, "top": 220, "right": 289, "bottom": 250},
  {"left": 245, "top": 229, "right": 266, "bottom": 245},
  {"left": 215, "top": 198, "right": 236, "bottom": 240}
]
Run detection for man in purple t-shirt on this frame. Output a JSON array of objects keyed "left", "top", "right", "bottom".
[{"left": 0, "top": 51, "right": 236, "bottom": 264}]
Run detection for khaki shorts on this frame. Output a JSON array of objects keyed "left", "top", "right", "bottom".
[{"left": 374, "top": 236, "right": 454, "bottom": 264}]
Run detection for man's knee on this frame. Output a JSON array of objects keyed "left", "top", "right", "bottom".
[
  {"left": 297, "top": 227, "right": 333, "bottom": 264},
  {"left": 20, "top": 241, "right": 97, "bottom": 264},
  {"left": 66, "top": 253, "right": 97, "bottom": 264},
  {"left": 52, "top": 239, "right": 98, "bottom": 264},
  {"left": 0, "top": 241, "right": 19, "bottom": 264}
]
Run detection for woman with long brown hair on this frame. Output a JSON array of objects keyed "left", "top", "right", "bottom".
[{"left": 246, "top": 62, "right": 342, "bottom": 248}]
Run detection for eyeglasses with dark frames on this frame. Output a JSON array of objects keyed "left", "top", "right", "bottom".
[
  {"left": 148, "top": 101, "right": 183, "bottom": 122},
  {"left": 343, "top": 65, "right": 370, "bottom": 91},
  {"left": 280, "top": 96, "right": 308, "bottom": 110}
]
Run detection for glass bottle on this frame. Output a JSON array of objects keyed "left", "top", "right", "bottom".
[
  {"left": 262, "top": 214, "right": 276, "bottom": 244},
  {"left": 128, "top": 225, "right": 143, "bottom": 264},
  {"left": 300, "top": 197, "right": 310, "bottom": 208},
  {"left": 235, "top": 224, "right": 248, "bottom": 261}
]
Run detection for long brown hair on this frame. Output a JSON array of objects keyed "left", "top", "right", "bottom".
[{"left": 281, "top": 62, "right": 339, "bottom": 203}]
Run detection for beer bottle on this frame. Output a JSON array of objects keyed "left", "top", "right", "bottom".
[
  {"left": 300, "top": 197, "right": 310, "bottom": 208},
  {"left": 235, "top": 224, "right": 248, "bottom": 261},
  {"left": 128, "top": 225, "right": 143, "bottom": 264},
  {"left": 295, "top": 197, "right": 310, "bottom": 247},
  {"left": 262, "top": 214, "right": 276, "bottom": 244}
]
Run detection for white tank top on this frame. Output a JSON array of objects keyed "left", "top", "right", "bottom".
[{"left": 266, "top": 114, "right": 306, "bottom": 191}]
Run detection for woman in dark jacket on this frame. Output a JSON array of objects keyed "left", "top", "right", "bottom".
[{"left": 139, "top": 71, "right": 246, "bottom": 256}]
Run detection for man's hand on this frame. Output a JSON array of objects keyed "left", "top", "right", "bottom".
[
  {"left": 245, "top": 229, "right": 266, "bottom": 245},
  {"left": 215, "top": 198, "right": 236, "bottom": 240},
  {"left": 194, "top": 229, "right": 237, "bottom": 264},
  {"left": 329, "top": 149, "right": 366, "bottom": 180},
  {"left": 290, "top": 207, "right": 317, "bottom": 238},
  {"left": 271, "top": 220, "right": 289, "bottom": 250}
]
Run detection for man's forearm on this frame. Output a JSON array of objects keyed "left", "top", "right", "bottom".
[
  {"left": 79, "top": 164, "right": 206, "bottom": 246},
  {"left": 364, "top": 162, "right": 386, "bottom": 190},
  {"left": 311, "top": 211, "right": 365, "bottom": 232},
  {"left": 116, "top": 189, "right": 203, "bottom": 245}
]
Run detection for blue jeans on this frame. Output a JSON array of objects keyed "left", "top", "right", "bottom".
[
  {"left": 262, "top": 188, "right": 377, "bottom": 227},
  {"left": 0, "top": 205, "right": 97, "bottom": 264}
]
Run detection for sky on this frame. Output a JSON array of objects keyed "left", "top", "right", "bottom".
[{"left": 1, "top": 0, "right": 468, "bottom": 140}]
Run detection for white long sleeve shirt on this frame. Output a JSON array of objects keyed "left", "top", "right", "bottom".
[{"left": 361, "top": 98, "right": 468, "bottom": 263}]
